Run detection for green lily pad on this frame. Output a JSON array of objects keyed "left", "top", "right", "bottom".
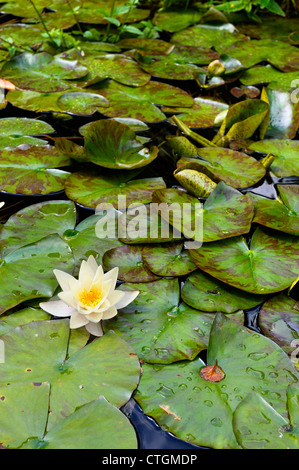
[
  {"left": 233, "top": 387, "right": 299, "bottom": 449},
  {"left": 0, "top": 200, "right": 76, "bottom": 257},
  {"left": 104, "top": 278, "right": 223, "bottom": 363},
  {"left": 135, "top": 313, "right": 299, "bottom": 448},
  {"left": 64, "top": 169, "right": 166, "bottom": 209},
  {"left": 25, "top": 396, "right": 138, "bottom": 449},
  {"left": 240, "top": 64, "right": 299, "bottom": 93},
  {"left": 173, "top": 146, "right": 266, "bottom": 189},
  {"left": 0, "top": 320, "right": 140, "bottom": 430},
  {"left": 162, "top": 97, "right": 229, "bottom": 129},
  {"left": 89, "top": 79, "right": 194, "bottom": 123},
  {"left": 117, "top": 38, "right": 174, "bottom": 55},
  {"left": 213, "top": 99, "right": 269, "bottom": 146},
  {"left": 171, "top": 23, "right": 245, "bottom": 49},
  {"left": 152, "top": 182, "right": 254, "bottom": 243},
  {"left": 0, "top": 117, "right": 54, "bottom": 149},
  {"left": 5, "top": 88, "right": 109, "bottom": 115},
  {"left": 189, "top": 226, "right": 299, "bottom": 294},
  {"left": 222, "top": 39, "right": 299, "bottom": 72},
  {"left": 0, "top": 23, "right": 45, "bottom": 49},
  {"left": 102, "top": 245, "right": 160, "bottom": 282},
  {"left": 258, "top": 293, "right": 299, "bottom": 360},
  {"left": 0, "top": 234, "right": 74, "bottom": 315},
  {"left": 84, "top": 119, "right": 159, "bottom": 169},
  {"left": 181, "top": 270, "right": 267, "bottom": 314},
  {"left": 153, "top": 6, "right": 205, "bottom": 32},
  {"left": 0, "top": 52, "right": 88, "bottom": 92},
  {"left": 0, "top": 381, "right": 50, "bottom": 449},
  {"left": 0, "top": 145, "right": 71, "bottom": 195},
  {"left": 0, "top": 307, "right": 50, "bottom": 336},
  {"left": 250, "top": 185, "right": 299, "bottom": 235},
  {"left": 248, "top": 139, "right": 299, "bottom": 177},
  {"left": 142, "top": 242, "right": 197, "bottom": 277},
  {"left": 117, "top": 204, "right": 183, "bottom": 245}
]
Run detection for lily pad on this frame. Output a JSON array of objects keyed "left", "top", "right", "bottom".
[
  {"left": 142, "top": 242, "right": 197, "bottom": 277},
  {"left": 258, "top": 293, "right": 299, "bottom": 360},
  {"left": 0, "top": 200, "right": 76, "bottom": 257},
  {"left": 181, "top": 270, "right": 267, "bottom": 314},
  {"left": 0, "top": 52, "right": 88, "bottom": 92},
  {"left": 64, "top": 170, "right": 166, "bottom": 209},
  {"left": 83, "top": 119, "right": 159, "bottom": 169},
  {"left": 248, "top": 139, "right": 299, "bottom": 177},
  {"left": 189, "top": 226, "right": 299, "bottom": 294},
  {"left": 240, "top": 64, "right": 299, "bottom": 93},
  {"left": 250, "top": 185, "right": 299, "bottom": 235},
  {"left": 171, "top": 23, "right": 245, "bottom": 49},
  {"left": 0, "top": 320, "right": 140, "bottom": 430},
  {"left": 233, "top": 387, "right": 299, "bottom": 449},
  {"left": 174, "top": 147, "right": 266, "bottom": 189},
  {"left": 0, "top": 307, "right": 50, "bottom": 336},
  {"left": 104, "top": 278, "right": 222, "bottom": 363},
  {"left": 0, "top": 234, "right": 74, "bottom": 315},
  {"left": 162, "top": 97, "right": 229, "bottom": 129},
  {"left": 152, "top": 182, "right": 254, "bottom": 243},
  {"left": 26, "top": 396, "right": 138, "bottom": 449},
  {"left": 0, "top": 117, "right": 54, "bottom": 149},
  {"left": 102, "top": 245, "right": 160, "bottom": 282},
  {"left": 135, "top": 313, "right": 299, "bottom": 448},
  {"left": 0, "top": 145, "right": 71, "bottom": 195},
  {"left": 89, "top": 79, "right": 194, "bottom": 123},
  {"left": 153, "top": 6, "right": 205, "bottom": 32},
  {"left": 263, "top": 88, "right": 299, "bottom": 140}
]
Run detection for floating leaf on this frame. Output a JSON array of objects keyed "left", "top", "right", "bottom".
[
  {"left": 84, "top": 119, "right": 159, "bottom": 169},
  {"left": 258, "top": 293, "right": 299, "bottom": 360},
  {"left": 0, "top": 145, "right": 71, "bottom": 195},
  {"left": 153, "top": 6, "right": 205, "bottom": 32},
  {"left": 0, "top": 307, "right": 50, "bottom": 336},
  {"left": 0, "top": 117, "right": 54, "bottom": 149},
  {"left": 263, "top": 88, "right": 299, "bottom": 140},
  {"left": 181, "top": 270, "right": 267, "bottom": 314},
  {"left": 142, "top": 242, "right": 197, "bottom": 277},
  {"left": 102, "top": 245, "right": 160, "bottom": 282},
  {"left": 89, "top": 79, "right": 194, "bottom": 123},
  {"left": 0, "top": 234, "right": 74, "bottom": 314},
  {"left": 64, "top": 170, "right": 166, "bottom": 209},
  {"left": 0, "top": 200, "right": 76, "bottom": 257},
  {"left": 250, "top": 185, "right": 299, "bottom": 235},
  {"left": 248, "top": 139, "right": 299, "bottom": 176},
  {"left": 233, "top": 386, "right": 299, "bottom": 449},
  {"left": 0, "top": 52, "right": 88, "bottom": 92},
  {"left": 199, "top": 360, "right": 226, "bottom": 383},
  {"left": 0, "top": 321, "right": 140, "bottom": 431},
  {"left": 171, "top": 23, "right": 245, "bottom": 49},
  {"left": 189, "top": 226, "right": 299, "bottom": 294},
  {"left": 240, "top": 64, "right": 299, "bottom": 93}
]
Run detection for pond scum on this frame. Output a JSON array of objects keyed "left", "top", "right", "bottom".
[{"left": 0, "top": 0, "right": 298, "bottom": 450}]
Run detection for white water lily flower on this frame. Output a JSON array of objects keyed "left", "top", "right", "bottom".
[{"left": 40, "top": 255, "right": 139, "bottom": 336}]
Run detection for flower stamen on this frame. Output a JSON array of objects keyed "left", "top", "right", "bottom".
[{"left": 79, "top": 286, "right": 102, "bottom": 307}]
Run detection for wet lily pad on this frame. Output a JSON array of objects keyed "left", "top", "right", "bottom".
[
  {"left": 263, "top": 88, "right": 299, "bottom": 140},
  {"left": 0, "top": 145, "right": 71, "bottom": 195},
  {"left": 135, "top": 313, "right": 299, "bottom": 448},
  {"left": 0, "top": 52, "right": 88, "bottom": 92},
  {"left": 153, "top": 6, "right": 205, "bottom": 32},
  {"left": 181, "top": 270, "right": 267, "bottom": 314},
  {"left": 258, "top": 293, "right": 299, "bottom": 360},
  {"left": 103, "top": 278, "right": 223, "bottom": 363},
  {"left": 102, "top": 245, "right": 160, "bottom": 282},
  {"left": 142, "top": 242, "right": 197, "bottom": 277},
  {"left": 64, "top": 170, "right": 166, "bottom": 209},
  {"left": 250, "top": 185, "right": 299, "bottom": 235},
  {"left": 0, "top": 234, "right": 74, "bottom": 315},
  {"left": 233, "top": 387, "right": 299, "bottom": 449},
  {"left": 189, "top": 226, "right": 299, "bottom": 294},
  {"left": 89, "top": 79, "right": 194, "bottom": 123},
  {"left": 152, "top": 182, "right": 254, "bottom": 243},
  {"left": 162, "top": 97, "right": 229, "bottom": 129},
  {"left": 240, "top": 64, "right": 299, "bottom": 93},
  {"left": 0, "top": 117, "right": 54, "bottom": 149},
  {"left": 84, "top": 119, "right": 159, "bottom": 169},
  {"left": 171, "top": 23, "right": 245, "bottom": 49},
  {"left": 117, "top": 38, "right": 174, "bottom": 55},
  {"left": 0, "top": 307, "right": 50, "bottom": 336},
  {"left": 248, "top": 139, "right": 299, "bottom": 177}
]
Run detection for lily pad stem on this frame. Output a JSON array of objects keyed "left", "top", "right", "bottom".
[
  {"left": 171, "top": 115, "right": 217, "bottom": 148},
  {"left": 261, "top": 153, "right": 276, "bottom": 169}
]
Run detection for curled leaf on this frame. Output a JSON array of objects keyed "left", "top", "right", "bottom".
[{"left": 199, "top": 359, "right": 226, "bottom": 383}]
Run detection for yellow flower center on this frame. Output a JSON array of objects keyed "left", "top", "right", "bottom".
[{"left": 79, "top": 286, "right": 102, "bottom": 307}]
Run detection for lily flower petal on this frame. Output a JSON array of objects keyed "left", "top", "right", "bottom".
[
  {"left": 39, "top": 300, "right": 76, "bottom": 317},
  {"left": 114, "top": 290, "right": 139, "bottom": 309},
  {"left": 70, "top": 311, "right": 90, "bottom": 329},
  {"left": 53, "top": 269, "right": 78, "bottom": 292},
  {"left": 85, "top": 321, "right": 103, "bottom": 337}
]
